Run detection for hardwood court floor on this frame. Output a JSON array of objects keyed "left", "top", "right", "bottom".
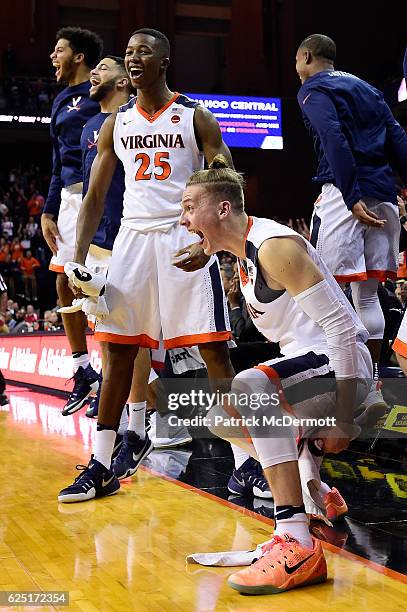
[{"left": 0, "top": 387, "right": 406, "bottom": 611}]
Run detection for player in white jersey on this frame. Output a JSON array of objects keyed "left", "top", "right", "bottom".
[
  {"left": 179, "top": 155, "right": 372, "bottom": 596},
  {"left": 58, "top": 29, "right": 234, "bottom": 503}
]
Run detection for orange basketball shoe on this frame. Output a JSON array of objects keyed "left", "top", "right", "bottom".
[
  {"left": 227, "top": 534, "right": 327, "bottom": 595},
  {"left": 324, "top": 487, "right": 348, "bottom": 523}
]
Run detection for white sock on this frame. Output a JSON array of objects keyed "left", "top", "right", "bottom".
[
  {"left": 118, "top": 406, "right": 129, "bottom": 435},
  {"left": 73, "top": 352, "right": 90, "bottom": 373},
  {"left": 128, "top": 401, "right": 146, "bottom": 439},
  {"left": 274, "top": 512, "right": 312, "bottom": 549},
  {"left": 93, "top": 428, "right": 116, "bottom": 469},
  {"left": 230, "top": 443, "right": 250, "bottom": 469}
]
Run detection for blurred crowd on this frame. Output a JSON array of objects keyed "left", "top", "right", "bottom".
[
  {"left": 0, "top": 76, "right": 59, "bottom": 115},
  {"left": 0, "top": 165, "right": 56, "bottom": 323}
]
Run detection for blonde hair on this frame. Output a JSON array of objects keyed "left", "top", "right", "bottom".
[{"left": 186, "top": 154, "right": 245, "bottom": 213}]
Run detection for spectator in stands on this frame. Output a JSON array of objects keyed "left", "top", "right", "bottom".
[
  {"left": 13, "top": 308, "right": 28, "bottom": 334},
  {"left": 25, "top": 304, "right": 38, "bottom": 324},
  {"left": 5, "top": 311, "right": 16, "bottom": 331},
  {"left": 48, "top": 311, "right": 63, "bottom": 331},
  {"left": 0, "top": 238, "right": 9, "bottom": 262},
  {"left": 20, "top": 249, "right": 40, "bottom": 300},
  {"left": 0, "top": 200, "right": 8, "bottom": 217},
  {"left": 43, "top": 309, "right": 52, "bottom": 331},
  {"left": 20, "top": 230, "right": 31, "bottom": 251},
  {"left": 0, "top": 254, "right": 22, "bottom": 298},
  {"left": 400, "top": 281, "right": 407, "bottom": 309},
  {"left": 10, "top": 237, "right": 22, "bottom": 262},
  {"left": 2, "top": 215, "right": 13, "bottom": 239},
  {"left": 27, "top": 191, "right": 44, "bottom": 218},
  {"left": 26, "top": 216, "right": 39, "bottom": 238}
]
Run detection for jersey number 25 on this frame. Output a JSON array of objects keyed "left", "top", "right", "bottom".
[{"left": 135, "top": 152, "right": 171, "bottom": 181}]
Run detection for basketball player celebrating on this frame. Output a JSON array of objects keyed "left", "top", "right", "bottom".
[
  {"left": 180, "top": 156, "right": 372, "bottom": 595},
  {"left": 41, "top": 28, "right": 103, "bottom": 415},
  {"left": 296, "top": 34, "right": 407, "bottom": 418},
  {"left": 76, "top": 54, "right": 154, "bottom": 453},
  {"left": 58, "top": 28, "right": 235, "bottom": 502}
]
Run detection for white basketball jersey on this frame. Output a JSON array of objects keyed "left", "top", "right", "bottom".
[
  {"left": 113, "top": 93, "right": 204, "bottom": 232},
  {"left": 238, "top": 216, "right": 368, "bottom": 357}
]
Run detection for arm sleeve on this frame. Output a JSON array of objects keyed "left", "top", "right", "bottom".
[
  {"left": 44, "top": 120, "right": 63, "bottom": 216},
  {"left": 300, "top": 90, "right": 362, "bottom": 209},
  {"left": 293, "top": 279, "right": 359, "bottom": 379},
  {"left": 383, "top": 103, "right": 407, "bottom": 185}
]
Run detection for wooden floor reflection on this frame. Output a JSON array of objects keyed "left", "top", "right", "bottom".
[{"left": 0, "top": 388, "right": 406, "bottom": 611}]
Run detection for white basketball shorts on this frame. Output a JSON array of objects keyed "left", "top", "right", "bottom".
[
  {"left": 49, "top": 183, "right": 83, "bottom": 273},
  {"left": 310, "top": 184, "right": 399, "bottom": 283},
  {"left": 94, "top": 222, "right": 231, "bottom": 349}
]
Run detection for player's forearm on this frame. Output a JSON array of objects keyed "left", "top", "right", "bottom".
[
  {"left": 44, "top": 174, "right": 63, "bottom": 215},
  {"left": 74, "top": 192, "right": 105, "bottom": 265}
]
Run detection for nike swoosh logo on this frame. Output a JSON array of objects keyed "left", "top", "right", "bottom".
[
  {"left": 302, "top": 93, "right": 311, "bottom": 104},
  {"left": 132, "top": 445, "right": 149, "bottom": 462},
  {"left": 233, "top": 475, "right": 246, "bottom": 487},
  {"left": 102, "top": 475, "right": 115, "bottom": 487},
  {"left": 285, "top": 553, "right": 314, "bottom": 574},
  {"left": 123, "top": 120, "right": 133, "bottom": 125}
]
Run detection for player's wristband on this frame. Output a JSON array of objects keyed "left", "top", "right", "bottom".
[{"left": 400, "top": 215, "right": 407, "bottom": 226}]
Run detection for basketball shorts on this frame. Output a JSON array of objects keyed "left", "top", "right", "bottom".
[
  {"left": 49, "top": 183, "right": 83, "bottom": 273},
  {"left": 256, "top": 342, "right": 372, "bottom": 435},
  {"left": 94, "top": 222, "right": 231, "bottom": 349},
  {"left": 85, "top": 244, "right": 112, "bottom": 331},
  {"left": 310, "top": 183, "right": 399, "bottom": 283},
  {"left": 393, "top": 311, "right": 407, "bottom": 358},
  {"left": 85, "top": 242, "right": 165, "bottom": 367}
]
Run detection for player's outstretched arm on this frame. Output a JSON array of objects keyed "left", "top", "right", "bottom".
[
  {"left": 74, "top": 113, "right": 118, "bottom": 265},
  {"left": 193, "top": 105, "right": 234, "bottom": 168}
]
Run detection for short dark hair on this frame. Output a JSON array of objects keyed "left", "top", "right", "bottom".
[
  {"left": 299, "top": 34, "right": 336, "bottom": 62},
  {"left": 103, "top": 55, "right": 127, "bottom": 76},
  {"left": 129, "top": 28, "right": 170, "bottom": 57},
  {"left": 56, "top": 27, "right": 103, "bottom": 68}
]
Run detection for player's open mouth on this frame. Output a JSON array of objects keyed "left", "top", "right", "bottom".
[
  {"left": 53, "top": 64, "right": 62, "bottom": 79},
  {"left": 189, "top": 229, "right": 205, "bottom": 245},
  {"left": 90, "top": 77, "right": 100, "bottom": 86},
  {"left": 129, "top": 67, "right": 143, "bottom": 79}
]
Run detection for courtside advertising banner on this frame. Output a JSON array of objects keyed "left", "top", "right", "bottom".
[{"left": 0, "top": 332, "right": 101, "bottom": 391}]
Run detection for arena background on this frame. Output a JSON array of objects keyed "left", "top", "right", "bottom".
[{"left": 0, "top": 0, "right": 405, "bottom": 315}]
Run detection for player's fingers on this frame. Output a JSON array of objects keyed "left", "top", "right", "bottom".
[
  {"left": 172, "top": 256, "right": 191, "bottom": 269},
  {"left": 45, "top": 233, "right": 58, "bottom": 255},
  {"left": 173, "top": 246, "right": 190, "bottom": 258}
]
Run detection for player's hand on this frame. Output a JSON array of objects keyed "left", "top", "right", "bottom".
[
  {"left": 297, "top": 218, "right": 310, "bottom": 239},
  {"left": 319, "top": 434, "right": 350, "bottom": 454},
  {"left": 41, "top": 213, "right": 59, "bottom": 256},
  {"left": 68, "top": 277, "right": 86, "bottom": 298},
  {"left": 228, "top": 277, "right": 241, "bottom": 308},
  {"left": 351, "top": 201, "right": 386, "bottom": 227},
  {"left": 172, "top": 242, "right": 210, "bottom": 272}
]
